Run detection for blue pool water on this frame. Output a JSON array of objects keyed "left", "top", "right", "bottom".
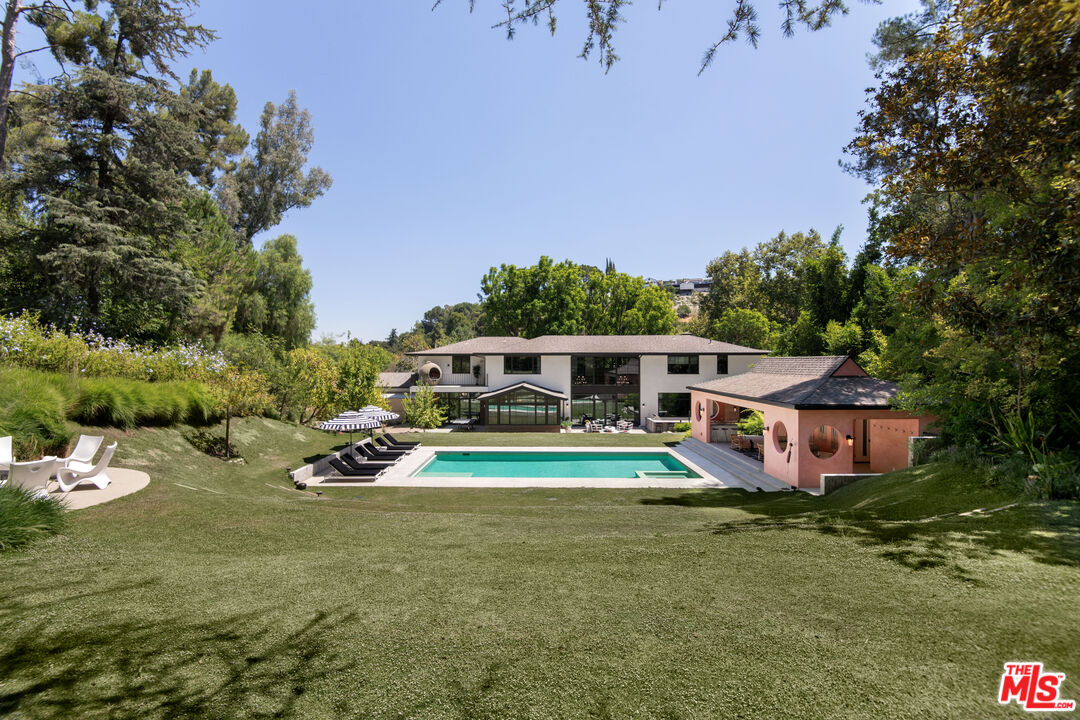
[{"left": 413, "top": 451, "right": 699, "bottom": 479}]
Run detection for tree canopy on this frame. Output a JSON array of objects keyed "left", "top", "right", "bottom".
[{"left": 479, "top": 256, "right": 677, "bottom": 337}]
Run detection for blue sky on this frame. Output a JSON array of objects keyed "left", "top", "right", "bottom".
[{"left": 19, "top": 0, "right": 919, "bottom": 343}]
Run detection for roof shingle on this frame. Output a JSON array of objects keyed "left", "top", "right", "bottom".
[{"left": 688, "top": 356, "right": 899, "bottom": 408}]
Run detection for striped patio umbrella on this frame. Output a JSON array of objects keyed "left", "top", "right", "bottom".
[
  {"left": 318, "top": 413, "right": 383, "bottom": 446},
  {"left": 356, "top": 405, "right": 398, "bottom": 422}
]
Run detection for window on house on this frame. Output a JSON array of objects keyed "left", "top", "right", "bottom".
[
  {"left": 486, "top": 390, "right": 559, "bottom": 425},
  {"left": 667, "top": 355, "right": 699, "bottom": 374},
  {"left": 452, "top": 355, "right": 471, "bottom": 374},
  {"left": 504, "top": 356, "right": 541, "bottom": 374},
  {"left": 658, "top": 393, "right": 691, "bottom": 417},
  {"left": 717, "top": 354, "right": 728, "bottom": 375}
]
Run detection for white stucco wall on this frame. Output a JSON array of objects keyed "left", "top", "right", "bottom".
[
  {"left": 412, "top": 351, "right": 765, "bottom": 424},
  {"left": 412, "top": 355, "right": 488, "bottom": 391},
  {"left": 639, "top": 354, "right": 765, "bottom": 420},
  {"left": 485, "top": 355, "right": 573, "bottom": 418}
]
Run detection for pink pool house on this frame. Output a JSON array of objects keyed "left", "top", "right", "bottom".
[{"left": 688, "top": 356, "right": 935, "bottom": 490}]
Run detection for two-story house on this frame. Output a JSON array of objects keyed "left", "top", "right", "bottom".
[{"left": 395, "top": 335, "right": 767, "bottom": 431}]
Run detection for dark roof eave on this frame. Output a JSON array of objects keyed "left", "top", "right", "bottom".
[{"left": 687, "top": 385, "right": 896, "bottom": 411}]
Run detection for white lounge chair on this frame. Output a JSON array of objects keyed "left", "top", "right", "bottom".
[
  {"left": 6, "top": 457, "right": 56, "bottom": 499},
  {"left": 60, "top": 434, "right": 104, "bottom": 473},
  {"left": 56, "top": 442, "right": 117, "bottom": 492},
  {"left": 0, "top": 436, "right": 11, "bottom": 476}
]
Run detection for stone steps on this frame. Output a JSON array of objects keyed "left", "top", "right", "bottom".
[{"left": 676, "top": 437, "right": 793, "bottom": 492}]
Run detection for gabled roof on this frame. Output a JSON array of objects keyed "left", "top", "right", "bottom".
[
  {"left": 476, "top": 381, "right": 569, "bottom": 401},
  {"left": 688, "top": 356, "right": 900, "bottom": 409},
  {"left": 407, "top": 334, "right": 767, "bottom": 356}
]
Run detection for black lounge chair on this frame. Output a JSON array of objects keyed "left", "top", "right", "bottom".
[
  {"left": 341, "top": 453, "right": 394, "bottom": 471},
  {"left": 356, "top": 442, "right": 407, "bottom": 461},
  {"left": 374, "top": 436, "right": 414, "bottom": 453},
  {"left": 327, "top": 457, "right": 384, "bottom": 478},
  {"left": 384, "top": 433, "right": 420, "bottom": 448}
]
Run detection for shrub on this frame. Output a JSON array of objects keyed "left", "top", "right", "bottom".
[
  {"left": 68, "top": 377, "right": 219, "bottom": 428},
  {"left": 673, "top": 421, "right": 692, "bottom": 432},
  {"left": 0, "top": 485, "right": 67, "bottom": 550},
  {"left": 0, "top": 367, "right": 218, "bottom": 457},
  {"left": 403, "top": 383, "right": 446, "bottom": 429},
  {"left": 909, "top": 435, "right": 943, "bottom": 466},
  {"left": 0, "top": 368, "right": 73, "bottom": 458},
  {"left": 737, "top": 410, "right": 764, "bottom": 436},
  {"left": 0, "top": 312, "right": 229, "bottom": 383}
]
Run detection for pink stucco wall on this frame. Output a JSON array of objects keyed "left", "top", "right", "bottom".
[{"left": 690, "top": 390, "right": 933, "bottom": 489}]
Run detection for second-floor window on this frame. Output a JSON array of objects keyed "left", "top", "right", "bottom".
[
  {"left": 717, "top": 354, "right": 728, "bottom": 375},
  {"left": 504, "top": 356, "right": 541, "bottom": 374},
  {"left": 452, "top": 355, "right": 471, "bottom": 374},
  {"left": 667, "top": 355, "right": 699, "bottom": 374}
]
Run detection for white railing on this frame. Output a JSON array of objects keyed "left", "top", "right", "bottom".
[{"left": 440, "top": 372, "right": 487, "bottom": 386}]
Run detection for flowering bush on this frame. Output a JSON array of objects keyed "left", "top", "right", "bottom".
[{"left": 0, "top": 313, "right": 229, "bottom": 383}]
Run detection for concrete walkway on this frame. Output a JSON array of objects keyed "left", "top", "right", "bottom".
[
  {"left": 46, "top": 467, "right": 150, "bottom": 510},
  {"left": 308, "top": 445, "right": 746, "bottom": 489}
]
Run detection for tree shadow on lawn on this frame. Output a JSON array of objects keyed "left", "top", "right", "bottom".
[
  {"left": 641, "top": 488, "right": 1080, "bottom": 578},
  {"left": 0, "top": 580, "right": 361, "bottom": 720}
]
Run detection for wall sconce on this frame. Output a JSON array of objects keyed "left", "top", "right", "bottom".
[
  {"left": 763, "top": 426, "right": 770, "bottom": 432},
  {"left": 846, "top": 435, "right": 853, "bottom": 447}
]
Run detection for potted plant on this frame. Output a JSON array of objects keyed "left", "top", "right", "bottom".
[
  {"left": 560, "top": 420, "right": 573, "bottom": 433},
  {"left": 472, "top": 364, "right": 481, "bottom": 384}
]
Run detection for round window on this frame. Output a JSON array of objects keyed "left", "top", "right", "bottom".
[
  {"left": 808, "top": 424, "right": 841, "bottom": 459},
  {"left": 709, "top": 400, "right": 721, "bottom": 422},
  {"left": 429, "top": 366, "right": 441, "bottom": 381},
  {"left": 695, "top": 401, "right": 703, "bottom": 421},
  {"left": 773, "top": 421, "right": 789, "bottom": 453}
]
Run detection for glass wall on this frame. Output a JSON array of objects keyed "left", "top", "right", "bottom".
[
  {"left": 667, "top": 355, "right": 699, "bottom": 374},
  {"left": 571, "top": 356, "right": 639, "bottom": 386},
  {"left": 439, "top": 392, "right": 481, "bottom": 420},
  {"left": 504, "top": 356, "right": 541, "bottom": 374},
  {"left": 485, "top": 389, "right": 561, "bottom": 426},
  {"left": 570, "top": 393, "right": 640, "bottom": 425},
  {"left": 657, "top": 393, "right": 691, "bottom": 418}
]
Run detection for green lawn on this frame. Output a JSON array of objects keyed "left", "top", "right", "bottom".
[{"left": 1, "top": 418, "right": 1077, "bottom": 719}]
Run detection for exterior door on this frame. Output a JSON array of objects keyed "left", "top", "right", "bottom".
[{"left": 854, "top": 418, "right": 870, "bottom": 463}]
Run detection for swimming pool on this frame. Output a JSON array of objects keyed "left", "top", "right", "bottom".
[{"left": 412, "top": 451, "right": 700, "bottom": 479}]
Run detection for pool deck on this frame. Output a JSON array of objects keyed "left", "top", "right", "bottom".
[{"left": 309, "top": 445, "right": 747, "bottom": 489}]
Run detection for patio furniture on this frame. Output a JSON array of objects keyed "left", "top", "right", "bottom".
[
  {"left": 448, "top": 418, "right": 476, "bottom": 431},
  {"left": 56, "top": 442, "right": 117, "bottom": 492},
  {"left": 384, "top": 433, "right": 420, "bottom": 448},
  {"left": 341, "top": 453, "right": 394, "bottom": 472},
  {"left": 744, "top": 434, "right": 765, "bottom": 451},
  {"left": 327, "top": 457, "right": 385, "bottom": 478},
  {"left": 730, "top": 434, "right": 745, "bottom": 450},
  {"left": 0, "top": 436, "right": 11, "bottom": 477},
  {"left": 60, "top": 434, "right": 104, "bottom": 473},
  {"left": 364, "top": 439, "right": 409, "bottom": 459},
  {"left": 374, "top": 435, "right": 417, "bottom": 451},
  {"left": 355, "top": 442, "right": 406, "bottom": 462},
  {"left": 374, "top": 435, "right": 415, "bottom": 453},
  {"left": 6, "top": 457, "right": 56, "bottom": 499}
]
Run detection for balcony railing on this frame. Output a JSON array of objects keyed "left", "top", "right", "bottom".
[{"left": 439, "top": 372, "right": 487, "bottom": 386}]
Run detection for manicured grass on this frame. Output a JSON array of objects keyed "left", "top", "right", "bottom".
[
  {"left": 392, "top": 430, "right": 688, "bottom": 446},
  {"left": 0, "top": 417, "right": 1077, "bottom": 718}
]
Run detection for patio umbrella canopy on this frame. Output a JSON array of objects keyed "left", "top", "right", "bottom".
[
  {"left": 318, "top": 413, "right": 384, "bottom": 446},
  {"left": 356, "top": 406, "right": 398, "bottom": 422}
]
